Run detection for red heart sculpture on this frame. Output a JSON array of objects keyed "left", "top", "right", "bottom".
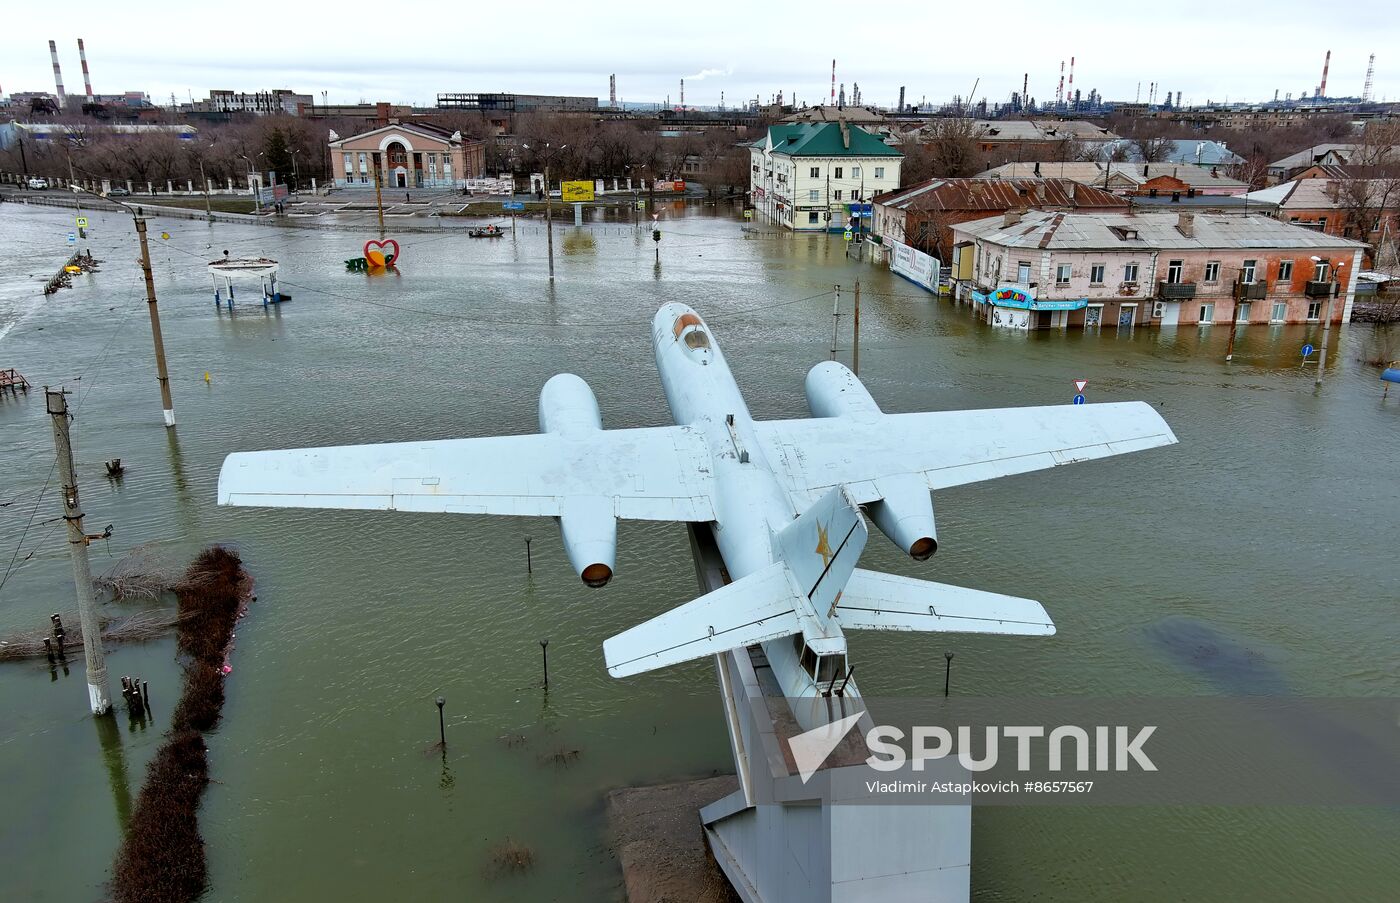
[{"left": 363, "top": 238, "right": 400, "bottom": 267}]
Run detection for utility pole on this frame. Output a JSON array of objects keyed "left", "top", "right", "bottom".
[
  {"left": 830, "top": 284, "right": 841, "bottom": 359},
  {"left": 853, "top": 280, "right": 861, "bottom": 375},
  {"left": 46, "top": 388, "right": 111, "bottom": 715},
  {"left": 545, "top": 158, "right": 555, "bottom": 281},
  {"left": 133, "top": 213, "right": 176, "bottom": 427},
  {"left": 197, "top": 157, "right": 212, "bottom": 222},
  {"left": 373, "top": 162, "right": 385, "bottom": 235},
  {"left": 1316, "top": 263, "right": 1344, "bottom": 386}
]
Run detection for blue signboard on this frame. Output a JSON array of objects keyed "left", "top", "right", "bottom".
[
  {"left": 1301, "top": 344, "right": 1315, "bottom": 357},
  {"left": 502, "top": 201, "right": 525, "bottom": 210},
  {"left": 847, "top": 203, "right": 873, "bottom": 218},
  {"left": 1073, "top": 394, "right": 1086, "bottom": 405},
  {"left": 66, "top": 232, "right": 76, "bottom": 244},
  {"left": 971, "top": 286, "right": 1085, "bottom": 311}
]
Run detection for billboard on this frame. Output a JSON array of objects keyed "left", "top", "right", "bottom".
[
  {"left": 888, "top": 240, "right": 940, "bottom": 294},
  {"left": 561, "top": 180, "right": 595, "bottom": 202}
]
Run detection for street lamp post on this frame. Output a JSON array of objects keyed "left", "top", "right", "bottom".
[
  {"left": 290, "top": 148, "right": 301, "bottom": 195},
  {"left": 240, "top": 152, "right": 264, "bottom": 213}
]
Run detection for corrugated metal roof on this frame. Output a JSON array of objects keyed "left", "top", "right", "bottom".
[
  {"left": 1244, "top": 178, "right": 1396, "bottom": 210},
  {"left": 872, "top": 178, "right": 1126, "bottom": 212},
  {"left": 979, "top": 162, "right": 1247, "bottom": 190},
  {"left": 953, "top": 211, "right": 1369, "bottom": 251}
]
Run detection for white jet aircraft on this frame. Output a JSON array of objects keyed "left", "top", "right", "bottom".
[{"left": 219, "top": 303, "right": 1176, "bottom": 702}]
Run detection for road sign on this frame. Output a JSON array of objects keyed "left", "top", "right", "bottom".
[
  {"left": 66, "top": 232, "right": 76, "bottom": 244},
  {"left": 636, "top": 199, "right": 646, "bottom": 210},
  {"left": 75, "top": 216, "right": 88, "bottom": 228},
  {"left": 502, "top": 201, "right": 525, "bottom": 210},
  {"left": 1074, "top": 379, "right": 1088, "bottom": 393},
  {"left": 843, "top": 229, "right": 853, "bottom": 242},
  {"left": 1072, "top": 394, "right": 1086, "bottom": 405},
  {"left": 1301, "top": 344, "right": 1315, "bottom": 358}
]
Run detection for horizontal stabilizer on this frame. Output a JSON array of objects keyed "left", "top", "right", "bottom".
[
  {"left": 835, "top": 568, "right": 1054, "bottom": 636},
  {"left": 604, "top": 562, "right": 803, "bottom": 678}
]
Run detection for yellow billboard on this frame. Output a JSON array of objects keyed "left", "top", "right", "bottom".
[{"left": 561, "top": 180, "right": 595, "bottom": 202}]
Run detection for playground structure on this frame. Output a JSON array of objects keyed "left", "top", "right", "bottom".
[{"left": 208, "top": 257, "right": 283, "bottom": 311}]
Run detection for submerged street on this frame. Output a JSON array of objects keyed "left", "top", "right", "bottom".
[{"left": 1, "top": 201, "right": 1397, "bottom": 901}]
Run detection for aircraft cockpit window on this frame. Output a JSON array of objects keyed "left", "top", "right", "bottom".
[
  {"left": 816, "top": 653, "right": 846, "bottom": 684},
  {"left": 684, "top": 329, "right": 711, "bottom": 350}
]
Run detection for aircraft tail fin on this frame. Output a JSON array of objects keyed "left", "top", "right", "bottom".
[
  {"left": 834, "top": 568, "right": 1055, "bottom": 637},
  {"left": 773, "top": 484, "right": 868, "bottom": 623}
]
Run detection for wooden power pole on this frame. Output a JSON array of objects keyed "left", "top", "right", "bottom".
[
  {"left": 373, "top": 162, "right": 385, "bottom": 235},
  {"left": 133, "top": 214, "right": 176, "bottom": 427},
  {"left": 545, "top": 160, "right": 556, "bottom": 282},
  {"left": 46, "top": 388, "right": 112, "bottom": 715}
]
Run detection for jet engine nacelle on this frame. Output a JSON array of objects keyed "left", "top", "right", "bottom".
[
  {"left": 539, "top": 375, "right": 616, "bottom": 586},
  {"left": 539, "top": 373, "right": 602, "bottom": 437},
  {"left": 559, "top": 496, "right": 617, "bottom": 587},
  {"left": 869, "top": 473, "right": 938, "bottom": 560},
  {"left": 805, "top": 361, "right": 882, "bottom": 420}
]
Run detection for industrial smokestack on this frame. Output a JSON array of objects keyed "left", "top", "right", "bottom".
[
  {"left": 679, "top": 78, "right": 684, "bottom": 111},
  {"left": 609, "top": 74, "right": 615, "bottom": 108},
  {"left": 831, "top": 59, "right": 836, "bottom": 106},
  {"left": 77, "top": 38, "right": 94, "bottom": 102},
  {"left": 1318, "top": 49, "right": 1331, "bottom": 97},
  {"left": 898, "top": 85, "right": 905, "bottom": 113},
  {"left": 48, "top": 39, "right": 66, "bottom": 108}
]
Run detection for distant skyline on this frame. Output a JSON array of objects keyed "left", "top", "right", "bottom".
[{"left": 2, "top": 1, "right": 1395, "bottom": 111}]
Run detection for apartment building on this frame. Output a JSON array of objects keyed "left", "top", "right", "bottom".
[
  {"left": 749, "top": 121, "right": 902, "bottom": 231},
  {"left": 949, "top": 211, "right": 1367, "bottom": 330}
]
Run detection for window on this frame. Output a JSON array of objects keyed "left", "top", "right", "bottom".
[
  {"left": 1241, "top": 259, "right": 1257, "bottom": 284},
  {"left": 1199, "top": 302, "right": 1215, "bottom": 323},
  {"left": 1271, "top": 302, "right": 1288, "bottom": 323},
  {"left": 809, "top": 189, "right": 819, "bottom": 201},
  {"left": 874, "top": 167, "right": 885, "bottom": 178},
  {"left": 1236, "top": 301, "right": 1252, "bottom": 323},
  {"left": 852, "top": 166, "right": 861, "bottom": 178},
  {"left": 809, "top": 166, "right": 819, "bottom": 178},
  {"left": 1056, "top": 263, "right": 1072, "bottom": 284},
  {"left": 1307, "top": 300, "right": 1322, "bottom": 320},
  {"left": 1017, "top": 261, "right": 1032, "bottom": 283},
  {"left": 834, "top": 167, "right": 843, "bottom": 179},
  {"left": 1090, "top": 264, "right": 1105, "bottom": 284},
  {"left": 1124, "top": 263, "right": 1140, "bottom": 282},
  {"left": 1204, "top": 261, "right": 1221, "bottom": 282},
  {"left": 834, "top": 190, "right": 843, "bottom": 200},
  {"left": 343, "top": 153, "right": 352, "bottom": 179},
  {"left": 1317, "top": 217, "right": 1327, "bottom": 231},
  {"left": 1166, "top": 260, "right": 1184, "bottom": 283},
  {"left": 1314, "top": 261, "right": 1330, "bottom": 282},
  {"left": 1278, "top": 259, "right": 1293, "bottom": 281}
]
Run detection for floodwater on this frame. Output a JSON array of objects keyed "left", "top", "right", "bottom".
[{"left": 1, "top": 201, "right": 1397, "bottom": 901}]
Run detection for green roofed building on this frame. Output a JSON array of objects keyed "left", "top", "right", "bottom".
[{"left": 749, "top": 120, "right": 903, "bottom": 232}]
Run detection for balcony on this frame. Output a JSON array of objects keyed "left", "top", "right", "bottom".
[
  {"left": 1235, "top": 281, "right": 1267, "bottom": 300},
  {"left": 1305, "top": 281, "right": 1335, "bottom": 298},
  {"left": 1158, "top": 281, "right": 1197, "bottom": 299}
]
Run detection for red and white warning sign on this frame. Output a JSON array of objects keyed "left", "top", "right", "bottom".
[{"left": 1074, "top": 379, "right": 1088, "bottom": 393}]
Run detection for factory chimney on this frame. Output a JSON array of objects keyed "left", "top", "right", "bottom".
[
  {"left": 78, "top": 39, "right": 94, "bottom": 103},
  {"left": 48, "top": 40, "right": 66, "bottom": 109},
  {"left": 831, "top": 59, "right": 836, "bottom": 106},
  {"left": 1317, "top": 49, "right": 1331, "bottom": 97},
  {"left": 679, "top": 78, "right": 684, "bottom": 111},
  {"left": 898, "top": 85, "right": 905, "bottom": 112},
  {"left": 609, "top": 74, "right": 616, "bottom": 108}
]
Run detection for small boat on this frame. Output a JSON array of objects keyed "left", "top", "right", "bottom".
[{"left": 468, "top": 225, "right": 505, "bottom": 238}]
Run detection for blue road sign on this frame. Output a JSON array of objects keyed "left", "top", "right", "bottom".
[
  {"left": 1073, "top": 394, "right": 1086, "bottom": 405},
  {"left": 1302, "top": 344, "right": 1315, "bottom": 357},
  {"left": 66, "top": 232, "right": 76, "bottom": 244},
  {"left": 502, "top": 201, "right": 525, "bottom": 210}
]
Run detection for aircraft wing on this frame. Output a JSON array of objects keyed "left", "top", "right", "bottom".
[
  {"left": 836, "top": 568, "right": 1055, "bottom": 636},
  {"left": 217, "top": 425, "right": 715, "bottom": 522},
  {"left": 754, "top": 401, "right": 1176, "bottom": 504}
]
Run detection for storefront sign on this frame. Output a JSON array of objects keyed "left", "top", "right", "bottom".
[{"left": 889, "top": 240, "right": 940, "bottom": 294}]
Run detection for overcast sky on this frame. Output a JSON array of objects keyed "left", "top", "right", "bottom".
[{"left": 3, "top": 2, "right": 1395, "bottom": 110}]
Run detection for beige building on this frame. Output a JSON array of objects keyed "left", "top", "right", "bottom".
[{"left": 330, "top": 121, "right": 486, "bottom": 190}]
